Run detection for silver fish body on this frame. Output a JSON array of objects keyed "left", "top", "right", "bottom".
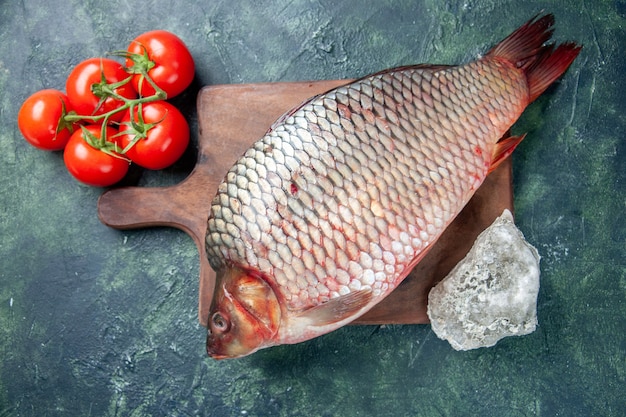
[
  {"left": 207, "top": 61, "right": 524, "bottom": 306},
  {"left": 204, "top": 14, "right": 581, "bottom": 358}
]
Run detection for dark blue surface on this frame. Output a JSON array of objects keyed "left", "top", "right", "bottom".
[{"left": 1, "top": 1, "right": 624, "bottom": 416}]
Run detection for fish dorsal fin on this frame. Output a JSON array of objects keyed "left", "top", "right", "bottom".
[
  {"left": 267, "top": 64, "right": 454, "bottom": 134},
  {"left": 296, "top": 289, "right": 373, "bottom": 327},
  {"left": 489, "top": 134, "right": 527, "bottom": 174},
  {"left": 367, "top": 64, "right": 453, "bottom": 79}
]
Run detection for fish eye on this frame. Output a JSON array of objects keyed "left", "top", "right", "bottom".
[{"left": 211, "top": 312, "right": 230, "bottom": 333}]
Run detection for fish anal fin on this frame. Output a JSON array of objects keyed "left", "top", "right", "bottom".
[
  {"left": 297, "top": 289, "right": 373, "bottom": 327},
  {"left": 489, "top": 134, "right": 527, "bottom": 174}
]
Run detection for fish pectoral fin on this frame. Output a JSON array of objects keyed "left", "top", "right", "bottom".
[
  {"left": 489, "top": 134, "right": 527, "bottom": 174},
  {"left": 297, "top": 289, "right": 373, "bottom": 326}
]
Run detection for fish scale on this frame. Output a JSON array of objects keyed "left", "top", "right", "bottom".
[
  {"left": 204, "top": 14, "right": 581, "bottom": 358},
  {"left": 206, "top": 58, "right": 525, "bottom": 310}
]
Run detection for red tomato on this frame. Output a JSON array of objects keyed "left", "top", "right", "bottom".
[
  {"left": 18, "top": 89, "right": 77, "bottom": 151},
  {"left": 64, "top": 125, "right": 129, "bottom": 187},
  {"left": 118, "top": 101, "right": 189, "bottom": 170},
  {"left": 126, "top": 30, "right": 195, "bottom": 98},
  {"left": 66, "top": 57, "right": 137, "bottom": 123}
]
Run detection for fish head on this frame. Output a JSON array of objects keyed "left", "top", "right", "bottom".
[{"left": 206, "top": 266, "right": 281, "bottom": 359}]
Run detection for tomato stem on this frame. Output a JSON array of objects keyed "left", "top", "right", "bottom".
[
  {"left": 91, "top": 74, "right": 134, "bottom": 102},
  {"left": 62, "top": 56, "right": 169, "bottom": 157},
  {"left": 108, "top": 46, "right": 167, "bottom": 100},
  {"left": 56, "top": 97, "right": 78, "bottom": 139},
  {"left": 115, "top": 101, "right": 165, "bottom": 154},
  {"left": 77, "top": 125, "right": 130, "bottom": 162}
]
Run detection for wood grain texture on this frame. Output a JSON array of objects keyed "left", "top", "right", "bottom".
[{"left": 97, "top": 80, "right": 513, "bottom": 327}]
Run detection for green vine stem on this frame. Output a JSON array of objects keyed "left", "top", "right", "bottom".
[{"left": 61, "top": 54, "right": 168, "bottom": 156}]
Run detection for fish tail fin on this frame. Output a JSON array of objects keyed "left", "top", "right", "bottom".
[{"left": 487, "top": 13, "right": 582, "bottom": 103}]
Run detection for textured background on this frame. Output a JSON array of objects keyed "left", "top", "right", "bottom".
[{"left": 1, "top": 1, "right": 624, "bottom": 416}]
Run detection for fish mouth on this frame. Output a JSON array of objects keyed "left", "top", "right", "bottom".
[
  {"left": 206, "top": 338, "right": 246, "bottom": 360},
  {"left": 207, "top": 351, "right": 228, "bottom": 360},
  {"left": 206, "top": 332, "right": 228, "bottom": 360},
  {"left": 206, "top": 326, "right": 248, "bottom": 360}
]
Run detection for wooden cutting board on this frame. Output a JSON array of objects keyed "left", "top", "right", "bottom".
[{"left": 98, "top": 80, "right": 513, "bottom": 327}]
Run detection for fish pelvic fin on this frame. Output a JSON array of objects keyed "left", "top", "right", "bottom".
[
  {"left": 489, "top": 134, "right": 526, "bottom": 174},
  {"left": 296, "top": 289, "right": 373, "bottom": 327},
  {"left": 487, "top": 13, "right": 582, "bottom": 103}
]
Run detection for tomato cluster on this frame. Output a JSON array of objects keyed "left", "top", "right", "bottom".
[{"left": 17, "top": 30, "right": 195, "bottom": 187}]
